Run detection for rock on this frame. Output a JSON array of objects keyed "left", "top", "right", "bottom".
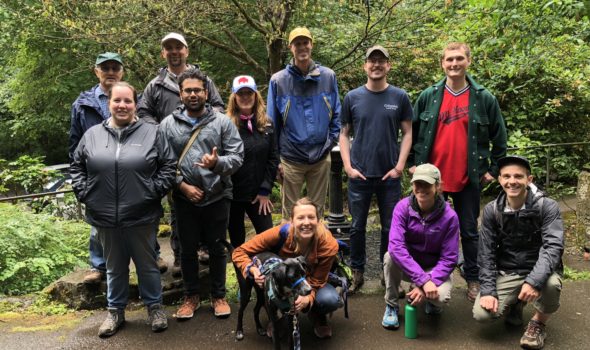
[{"left": 576, "top": 171, "right": 590, "bottom": 250}]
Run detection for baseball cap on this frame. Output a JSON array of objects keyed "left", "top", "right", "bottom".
[
  {"left": 232, "top": 75, "right": 257, "bottom": 93},
  {"left": 161, "top": 32, "right": 188, "bottom": 48},
  {"left": 288, "top": 27, "right": 313, "bottom": 44},
  {"left": 95, "top": 52, "right": 123, "bottom": 66},
  {"left": 498, "top": 155, "right": 531, "bottom": 172},
  {"left": 365, "top": 45, "right": 390, "bottom": 59},
  {"left": 411, "top": 164, "right": 441, "bottom": 184}
]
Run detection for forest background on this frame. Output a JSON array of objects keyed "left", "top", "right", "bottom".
[{"left": 0, "top": 0, "right": 589, "bottom": 297}]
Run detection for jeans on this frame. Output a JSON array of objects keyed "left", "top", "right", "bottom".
[
  {"left": 89, "top": 226, "right": 106, "bottom": 272},
  {"left": 228, "top": 200, "right": 273, "bottom": 247},
  {"left": 174, "top": 197, "right": 230, "bottom": 298},
  {"left": 445, "top": 182, "right": 480, "bottom": 282},
  {"left": 311, "top": 284, "right": 341, "bottom": 315},
  {"left": 96, "top": 223, "right": 162, "bottom": 309},
  {"left": 348, "top": 177, "right": 401, "bottom": 272}
]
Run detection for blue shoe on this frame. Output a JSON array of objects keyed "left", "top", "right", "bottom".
[
  {"left": 382, "top": 304, "right": 399, "bottom": 330},
  {"left": 425, "top": 302, "right": 443, "bottom": 315}
]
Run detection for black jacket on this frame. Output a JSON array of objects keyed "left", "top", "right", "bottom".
[
  {"left": 231, "top": 119, "right": 279, "bottom": 202},
  {"left": 478, "top": 185, "right": 564, "bottom": 297},
  {"left": 137, "top": 64, "right": 224, "bottom": 124},
  {"left": 70, "top": 119, "right": 176, "bottom": 228}
]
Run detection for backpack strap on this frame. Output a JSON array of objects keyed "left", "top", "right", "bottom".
[{"left": 271, "top": 223, "right": 290, "bottom": 254}]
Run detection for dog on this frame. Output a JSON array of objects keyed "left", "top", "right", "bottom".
[{"left": 221, "top": 240, "right": 312, "bottom": 349}]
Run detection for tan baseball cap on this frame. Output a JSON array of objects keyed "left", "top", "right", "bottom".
[
  {"left": 288, "top": 27, "right": 313, "bottom": 44},
  {"left": 411, "top": 164, "right": 441, "bottom": 184},
  {"left": 161, "top": 32, "right": 188, "bottom": 48}
]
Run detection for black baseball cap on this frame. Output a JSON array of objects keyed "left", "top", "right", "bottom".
[{"left": 498, "top": 155, "right": 531, "bottom": 172}]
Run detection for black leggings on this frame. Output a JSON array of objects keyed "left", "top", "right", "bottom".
[{"left": 227, "top": 200, "right": 273, "bottom": 247}]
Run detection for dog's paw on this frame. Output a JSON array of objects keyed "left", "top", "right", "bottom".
[
  {"left": 257, "top": 327, "right": 266, "bottom": 337},
  {"left": 236, "top": 331, "right": 244, "bottom": 341}
]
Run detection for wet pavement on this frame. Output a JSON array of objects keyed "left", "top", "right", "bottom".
[{"left": 2, "top": 278, "right": 589, "bottom": 350}]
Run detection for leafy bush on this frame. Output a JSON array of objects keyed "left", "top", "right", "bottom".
[
  {"left": 0, "top": 203, "right": 89, "bottom": 295},
  {"left": 0, "top": 155, "right": 61, "bottom": 196}
]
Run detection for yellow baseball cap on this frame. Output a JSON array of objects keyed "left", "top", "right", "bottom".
[{"left": 288, "top": 27, "right": 313, "bottom": 44}]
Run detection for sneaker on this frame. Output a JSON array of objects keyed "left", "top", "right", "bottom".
[
  {"left": 309, "top": 311, "right": 332, "bottom": 338},
  {"left": 84, "top": 269, "right": 105, "bottom": 284},
  {"left": 381, "top": 304, "right": 400, "bottom": 330},
  {"left": 98, "top": 308, "right": 125, "bottom": 338},
  {"left": 350, "top": 269, "right": 364, "bottom": 293},
  {"left": 171, "top": 258, "right": 182, "bottom": 278},
  {"left": 147, "top": 304, "right": 168, "bottom": 332},
  {"left": 211, "top": 297, "right": 231, "bottom": 318},
  {"left": 505, "top": 301, "right": 524, "bottom": 327},
  {"left": 425, "top": 302, "right": 443, "bottom": 315},
  {"left": 520, "top": 319, "right": 546, "bottom": 349},
  {"left": 198, "top": 247, "right": 209, "bottom": 264},
  {"left": 156, "top": 257, "right": 168, "bottom": 274},
  {"left": 175, "top": 295, "right": 200, "bottom": 319},
  {"left": 467, "top": 281, "right": 480, "bottom": 302}
]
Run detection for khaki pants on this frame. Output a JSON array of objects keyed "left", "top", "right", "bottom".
[
  {"left": 383, "top": 252, "right": 453, "bottom": 307},
  {"left": 472, "top": 272, "right": 562, "bottom": 322},
  {"left": 280, "top": 155, "right": 330, "bottom": 219}
]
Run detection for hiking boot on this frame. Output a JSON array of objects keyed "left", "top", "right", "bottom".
[
  {"left": 505, "top": 301, "right": 524, "bottom": 327},
  {"left": 211, "top": 297, "right": 231, "bottom": 318},
  {"left": 309, "top": 311, "right": 332, "bottom": 338},
  {"left": 156, "top": 257, "right": 168, "bottom": 274},
  {"left": 350, "top": 269, "right": 364, "bottom": 293},
  {"left": 425, "top": 302, "right": 443, "bottom": 315},
  {"left": 520, "top": 319, "right": 546, "bottom": 349},
  {"left": 175, "top": 295, "right": 200, "bottom": 319},
  {"left": 381, "top": 304, "right": 399, "bottom": 330},
  {"left": 83, "top": 269, "right": 105, "bottom": 284},
  {"left": 198, "top": 247, "right": 209, "bottom": 264},
  {"left": 467, "top": 281, "right": 480, "bottom": 302},
  {"left": 171, "top": 258, "right": 182, "bottom": 278},
  {"left": 147, "top": 304, "right": 168, "bottom": 332},
  {"left": 98, "top": 308, "right": 125, "bottom": 338}
]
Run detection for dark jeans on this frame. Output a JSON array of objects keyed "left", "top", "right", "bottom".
[
  {"left": 310, "top": 284, "right": 341, "bottom": 315},
  {"left": 174, "top": 197, "right": 230, "bottom": 298},
  {"left": 348, "top": 177, "right": 401, "bottom": 272},
  {"left": 228, "top": 200, "right": 273, "bottom": 248},
  {"left": 445, "top": 182, "right": 480, "bottom": 282}
]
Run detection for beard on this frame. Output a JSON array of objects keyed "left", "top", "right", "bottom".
[{"left": 185, "top": 100, "right": 205, "bottom": 113}]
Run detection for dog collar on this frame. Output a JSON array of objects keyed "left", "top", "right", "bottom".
[{"left": 291, "top": 277, "right": 306, "bottom": 289}]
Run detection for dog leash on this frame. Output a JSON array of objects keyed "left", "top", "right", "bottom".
[{"left": 290, "top": 301, "right": 301, "bottom": 350}]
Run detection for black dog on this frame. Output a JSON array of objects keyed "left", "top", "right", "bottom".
[{"left": 221, "top": 240, "right": 312, "bottom": 349}]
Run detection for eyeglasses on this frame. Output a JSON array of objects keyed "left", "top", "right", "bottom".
[
  {"left": 182, "top": 87, "right": 206, "bottom": 95},
  {"left": 98, "top": 65, "right": 123, "bottom": 73},
  {"left": 236, "top": 90, "right": 255, "bottom": 97},
  {"left": 366, "top": 58, "right": 389, "bottom": 65}
]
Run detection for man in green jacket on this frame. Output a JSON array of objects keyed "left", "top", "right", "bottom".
[{"left": 409, "top": 42, "right": 507, "bottom": 302}]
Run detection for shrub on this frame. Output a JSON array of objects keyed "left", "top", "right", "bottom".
[{"left": 0, "top": 203, "right": 88, "bottom": 295}]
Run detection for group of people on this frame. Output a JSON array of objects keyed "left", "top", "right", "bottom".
[{"left": 68, "top": 26, "right": 564, "bottom": 350}]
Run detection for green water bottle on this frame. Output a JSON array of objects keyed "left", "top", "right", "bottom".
[{"left": 405, "top": 299, "right": 417, "bottom": 339}]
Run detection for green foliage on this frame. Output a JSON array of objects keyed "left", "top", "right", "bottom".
[
  {"left": 0, "top": 203, "right": 89, "bottom": 295},
  {"left": 563, "top": 265, "right": 590, "bottom": 281},
  {"left": 0, "top": 155, "right": 60, "bottom": 195}
]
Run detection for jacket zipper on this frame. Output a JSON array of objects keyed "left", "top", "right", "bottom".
[
  {"left": 323, "top": 96, "right": 333, "bottom": 121},
  {"left": 114, "top": 131, "right": 122, "bottom": 226},
  {"left": 283, "top": 99, "right": 291, "bottom": 126}
]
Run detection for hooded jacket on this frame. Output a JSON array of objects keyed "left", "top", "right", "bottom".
[
  {"left": 267, "top": 60, "right": 341, "bottom": 164},
  {"left": 159, "top": 105, "right": 243, "bottom": 206},
  {"left": 69, "top": 84, "right": 110, "bottom": 161},
  {"left": 70, "top": 118, "right": 176, "bottom": 228},
  {"left": 388, "top": 195, "right": 460, "bottom": 287},
  {"left": 137, "top": 64, "right": 225, "bottom": 124},
  {"left": 479, "top": 184, "right": 564, "bottom": 297}
]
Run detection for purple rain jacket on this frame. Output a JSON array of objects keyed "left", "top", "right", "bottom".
[{"left": 388, "top": 195, "right": 460, "bottom": 287}]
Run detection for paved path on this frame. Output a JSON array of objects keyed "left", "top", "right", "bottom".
[{"left": 2, "top": 279, "right": 589, "bottom": 350}]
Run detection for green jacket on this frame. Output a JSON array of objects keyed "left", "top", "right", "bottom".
[{"left": 409, "top": 75, "right": 507, "bottom": 187}]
